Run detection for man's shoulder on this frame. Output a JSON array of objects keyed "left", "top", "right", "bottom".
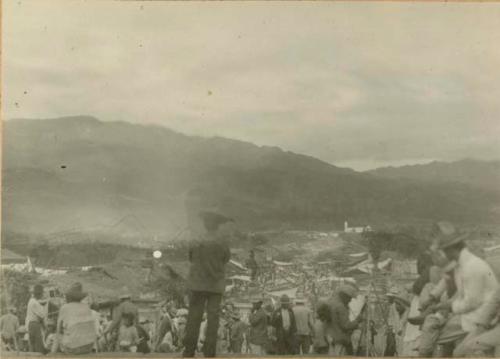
[{"left": 466, "top": 251, "right": 493, "bottom": 271}]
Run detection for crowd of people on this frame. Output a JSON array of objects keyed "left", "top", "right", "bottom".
[{"left": 1, "top": 213, "right": 500, "bottom": 357}]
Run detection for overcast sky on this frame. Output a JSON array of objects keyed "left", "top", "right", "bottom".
[{"left": 3, "top": 1, "right": 500, "bottom": 170}]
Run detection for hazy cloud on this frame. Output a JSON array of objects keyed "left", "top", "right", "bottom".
[{"left": 3, "top": 1, "right": 500, "bottom": 170}]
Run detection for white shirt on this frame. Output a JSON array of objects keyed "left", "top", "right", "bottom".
[
  {"left": 281, "top": 309, "right": 290, "bottom": 331},
  {"left": 25, "top": 297, "right": 47, "bottom": 325},
  {"left": 451, "top": 248, "right": 499, "bottom": 332}
]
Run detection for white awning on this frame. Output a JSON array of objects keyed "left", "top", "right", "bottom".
[{"left": 273, "top": 260, "right": 294, "bottom": 266}]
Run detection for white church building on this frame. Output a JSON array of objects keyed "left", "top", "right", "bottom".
[{"left": 344, "top": 221, "right": 372, "bottom": 233}]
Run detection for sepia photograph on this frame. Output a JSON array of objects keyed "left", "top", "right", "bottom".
[{"left": 1, "top": 0, "right": 500, "bottom": 357}]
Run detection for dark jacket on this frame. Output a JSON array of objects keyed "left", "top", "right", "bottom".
[
  {"left": 326, "top": 295, "right": 358, "bottom": 345},
  {"left": 249, "top": 308, "right": 268, "bottom": 345},
  {"left": 136, "top": 324, "right": 150, "bottom": 354},
  {"left": 187, "top": 234, "right": 230, "bottom": 294},
  {"left": 271, "top": 308, "right": 297, "bottom": 338}
]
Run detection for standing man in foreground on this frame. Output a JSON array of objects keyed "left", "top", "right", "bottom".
[
  {"left": 293, "top": 297, "right": 314, "bottom": 354},
  {"left": 326, "top": 284, "right": 364, "bottom": 356},
  {"left": 183, "top": 211, "right": 233, "bottom": 358}
]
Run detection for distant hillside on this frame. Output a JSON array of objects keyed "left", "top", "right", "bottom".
[
  {"left": 2, "top": 116, "right": 500, "bottom": 237},
  {"left": 368, "top": 159, "right": 500, "bottom": 193}
]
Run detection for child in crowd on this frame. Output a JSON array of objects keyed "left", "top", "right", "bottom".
[{"left": 117, "top": 313, "right": 138, "bottom": 352}]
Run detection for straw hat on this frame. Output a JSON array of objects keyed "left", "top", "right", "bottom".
[{"left": 439, "top": 233, "right": 469, "bottom": 250}]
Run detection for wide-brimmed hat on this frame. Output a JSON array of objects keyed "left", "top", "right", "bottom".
[
  {"left": 280, "top": 294, "right": 291, "bottom": 304},
  {"left": 65, "top": 282, "right": 87, "bottom": 302},
  {"left": 439, "top": 232, "right": 469, "bottom": 250},
  {"left": 338, "top": 284, "right": 357, "bottom": 298}
]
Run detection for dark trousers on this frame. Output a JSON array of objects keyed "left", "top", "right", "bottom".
[
  {"left": 276, "top": 333, "right": 297, "bottom": 355},
  {"left": 28, "top": 321, "right": 47, "bottom": 354},
  {"left": 297, "top": 334, "right": 311, "bottom": 354},
  {"left": 183, "top": 291, "right": 222, "bottom": 358},
  {"left": 230, "top": 339, "right": 243, "bottom": 354}
]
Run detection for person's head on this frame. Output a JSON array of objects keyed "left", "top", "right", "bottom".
[
  {"left": 338, "top": 284, "right": 357, "bottom": 306},
  {"left": 33, "top": 284, "right": 44, "bottom": 300},
  {"left": 199, "top": 211, "right": 234, "bottom": 234},
  {"left": 280, "top": 295, "right": 291, "bottom": 309},
  {"left": 123, "top": 313, "right": 134, "bottom": 327},
  {"left": 441, "top": 239, "right": 466, "bottom": 262},
  {"left": 252, "top": 299, "right": 263, "bottom": 310},
  {"left": 8, "top": 306, "right": 17, "bottom": 315},
  {"left": 65, "top": 282, "right": 87, "bottom": 303}
]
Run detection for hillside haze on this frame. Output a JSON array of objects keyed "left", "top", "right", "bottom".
[
  {"left": 3, "top": 116, "right": 500, "bottom": 238},
  {"left": 368, "top": 159, "right": 500, "bottom": 193}
]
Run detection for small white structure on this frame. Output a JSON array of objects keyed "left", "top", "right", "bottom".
[{"left": 344, "top": 221, "right": 372, "bottom": 233}]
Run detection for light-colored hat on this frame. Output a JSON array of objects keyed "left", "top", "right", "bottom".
[
  {"left": 439, "top": 233, "right": 468, "bottom": 250},
  {"left": 176, "top": 308, "right": 189, "bottom": 317}
]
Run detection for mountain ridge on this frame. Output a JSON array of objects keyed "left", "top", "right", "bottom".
[
  {"left": 368, "top": 158, "right": 500, "bottom": 193},
  {"left": 3, "top": 116, "right": 499, "bottom": 237}
]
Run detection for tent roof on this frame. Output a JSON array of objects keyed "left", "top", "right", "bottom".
[{"left": 229, "top": 259, "right": 248, "bottom": 271}]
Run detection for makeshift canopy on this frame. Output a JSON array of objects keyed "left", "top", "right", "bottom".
[
  {"left": 344, "top": 258, "right": 392, "bottom": 275},
  {"left": 349, "top": 252, "right": 368, "bottom": 258},
  {"left": 317, "top": 276, "right": 356, "bottom": 284},
  {"left": 229, "top": 259, "right": 248, "bottom": 271},
  {"left": 273, "top": 260, "right": 294, "bottom": 266},
  {"left": 228, "top": 275, "right": 252, "bottom": 282}
]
